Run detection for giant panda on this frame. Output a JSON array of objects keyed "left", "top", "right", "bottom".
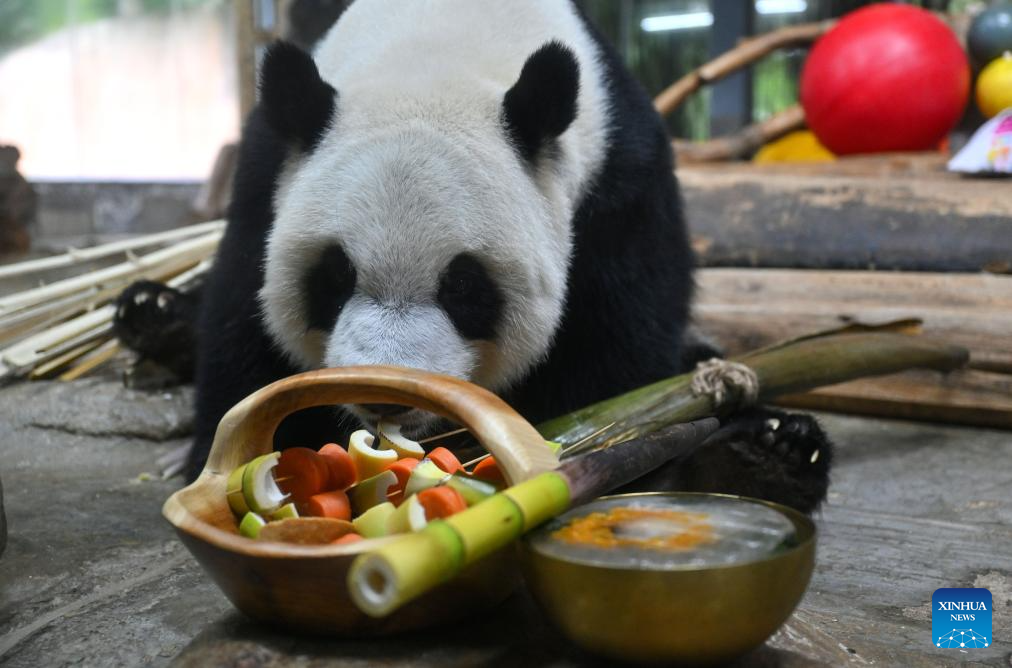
[{"left": 114, "top": 0, "right": 832, "bottom": 513}]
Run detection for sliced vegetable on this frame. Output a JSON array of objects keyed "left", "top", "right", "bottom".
[
  {"left": 377, "top": 421, "right": 425, "bottom": 459},
  {"left": 241, "top": 452, "right": 288, "bottom": 514},
  {"left": 319, "top": 442, "right": 357, "bottom": 489},
  {"left": 332, "top": 532, "right": 364, "bottom": 545},
  {"left": 227, "top": 463, "right": 251, "bottom": 516},
  {"left": 258, "top": 517, "right": 353, "bottom": 544},
  {"left": 446, "top": 473, "right": 497, "bottom": 505},
  {"left": 239, "top": 511, "right": 267, "bottom": 538},
  {"left": 417, "top": 486, "right": 467, "bottom": 520},
  {"left": 306, "top": 489, "right": 352, "bottom": 520},
  {"left": 270, "top": 502, "right": 299, "bottom": 520},
  {"left": 427, "top": 447, "right": 463, "bottom": 473},
  {"left": 348, "top": 470, "right": 399, "bottom": 515},
  {"left": 471, "top": 456, "right": 504, "bottom": 485},
  {"left": 349, "top": 430, "right": 398, "bottom": 479},
  {"left": 404, "top": 459, "right": 448, "bottom": 498},
  {"left": 352, "top": 502, "right": 397, "bottom": 538},
  {"left": 386, "top": 458, "right": 419, "bottom": 493},
  {"left": 387, "top": 494, "right": 429, "bottom": 533},
  {"left": 545, "top": 440, "right": 563, "bottom": 455},
  {"left": 275, "top": 447, "right": 330, "bottom": 504}
]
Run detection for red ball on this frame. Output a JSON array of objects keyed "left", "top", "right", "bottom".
[{"left": 800, "top": 4, "right": 970, "bottom": 155}]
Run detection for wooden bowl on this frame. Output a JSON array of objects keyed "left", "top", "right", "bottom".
[{"left": 162, "top": 365, "right": 557, "bottom": 636}]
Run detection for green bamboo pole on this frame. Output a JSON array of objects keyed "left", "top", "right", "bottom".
[
  {"left": 539, "top": 332, "right": 968, "bottom": 455},
  {"left": 349, "top": 332, "right": 967, "bottom": 617}
]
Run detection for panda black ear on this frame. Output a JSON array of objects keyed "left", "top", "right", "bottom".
[
  {"left": 259, "top": 41, "right": 337, "bottom": 151},
  {"left": 502, "top": 41, "right": 580, "bottom": 162}
]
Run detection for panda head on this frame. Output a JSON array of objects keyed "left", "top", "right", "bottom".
[{"left": 258, "top": 41, "right": 582, "bottom": 431}]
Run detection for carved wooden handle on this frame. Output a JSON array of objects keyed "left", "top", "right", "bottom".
[{"left": 203, "top": 366, "right": 559, "bottom": 485}]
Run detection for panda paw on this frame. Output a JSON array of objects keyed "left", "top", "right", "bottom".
[
  {"left": 727, "top": 408, "right": 833, "bottom": 513},
  {"left": 113, "top": 281, "right": 198, "bottom": 379},
  {"left": 752, "top": 411, "right": 828, "bottom": 470}
]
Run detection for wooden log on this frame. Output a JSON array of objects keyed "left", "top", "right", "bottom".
[
  {"left": 695, "top": 268, "right": 1012, "bottom": 427},
  {"left": 778, "top": 369, "right": 1012, "bottom": 430},
  {"left": 695, "top": 268, "right": 1012, "bottom": 368},
  {"left": 681, "top": 154, "right": 1012, "bottom": 272}
]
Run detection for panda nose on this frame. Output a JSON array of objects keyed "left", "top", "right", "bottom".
[{"left": 361, "top": 403, "right": 412, "bottom": 417}]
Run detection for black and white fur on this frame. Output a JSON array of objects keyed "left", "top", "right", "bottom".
[{"left": 114, "top": 0, "right": 832, "bottom": 513}]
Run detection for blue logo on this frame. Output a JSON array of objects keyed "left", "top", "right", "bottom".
[{"left": 932, "top": 588, "right": 991, "bottom": 649}]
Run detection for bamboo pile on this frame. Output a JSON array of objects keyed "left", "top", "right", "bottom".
[{"left": 0, "top": 221, "right": 223, "bottom": 382}]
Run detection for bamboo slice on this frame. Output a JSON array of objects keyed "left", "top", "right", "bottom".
[
  {"left": 348, "top": 419, "right": 720, "bottom": 617},
  {"left": 0, "top": 220, "right": 224, "bottom": 281},
  {"left": 654, "top": 20, "right": 836, "bottom": 116},
  {"left": 0, "top": 231, "right": 221, "bottom": 317}
]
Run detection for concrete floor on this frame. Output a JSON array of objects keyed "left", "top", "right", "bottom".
[{"left": 0, "top": 378, "right": 1010, "bottom": 667}]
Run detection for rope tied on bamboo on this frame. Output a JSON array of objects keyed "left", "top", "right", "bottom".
[{"left": 690, "top": 358, "right": 760, "bottom": 410}]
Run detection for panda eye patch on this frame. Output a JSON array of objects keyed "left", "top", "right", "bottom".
[
  {"left": 304, "top": 244, "right": 356, "bottom": 332},
  {"left": 437, "top": 254, "right": 503, "bottom": 341}
]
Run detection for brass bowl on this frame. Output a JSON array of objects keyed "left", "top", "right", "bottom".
[
  {"left": 162, "top": 366, "right": 558, "bottom": 636},
  {"left": 520, "top": 492, "right": 816, "bottom": 665}
]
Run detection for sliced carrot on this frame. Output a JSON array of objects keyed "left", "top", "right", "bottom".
[
  {"left": 306, "top": 489, "right": 352, "bottom": 520},
  {"left": 275, "top": 447, "right": 330, "bottom": 503},
  {"left": 319, "top": 443, "right": 357, "bottom": 489},
  {"left": 332, "top": 532, "right": 364, "bottom": 545},
  {"left": 427, "top": 447, "right": 463, "bottom": 474},
  {"left": 471, "top": 456, "right": 504, "bottom": 484},
  {"left": 385, "top": 457, "right": 419, "bottom": 495},
  {"left": 417, "top": 486, "right": 467, "bottom": 520}
]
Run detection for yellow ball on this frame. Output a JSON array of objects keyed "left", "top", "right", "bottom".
[
  {"left": 753, "top": 130, "right": 835, "bottom": 163},
  {"left": 976, "top": 52, "right": 1012, "bottom": 119}
]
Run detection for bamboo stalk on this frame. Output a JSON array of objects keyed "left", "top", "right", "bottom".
[
  {"left": 0, "top": 291, "right": 104, "bottom": 347},
  {"left": 0, "top": 257, "right": 214, "bottom": 380},
  {"left": 0, "top": 307, "right": 113, "bottom": 379},
  {"left": 654, "top": 20, "right": 836, "bottom": 116},
  {"left": 540, "top": 332, "right": 968, "bottom": 456},
  {"left": 0, "top": 231, "right": 221, "bottom": 317},
  {"left": 0, "top": 220, "right": 224, "bottom": 281},
  {"left": 0, "top": 254, "right": 211, "bottom": 349}
]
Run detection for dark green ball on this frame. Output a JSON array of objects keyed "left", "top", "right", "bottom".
[{"left": 968, "top": 2, "right": 1012, "bottom": 66}]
